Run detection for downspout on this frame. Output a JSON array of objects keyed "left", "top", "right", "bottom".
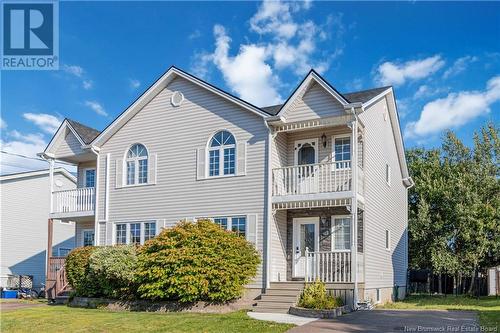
[
  {"left": 349, "top": 107, "right": 359, "bottom": 310},
  {"left": 264, "top": 120, "right": 273, "bottom": 289},
  {"left": 90, "top": 146, "right": 100, "bottom": 246}
]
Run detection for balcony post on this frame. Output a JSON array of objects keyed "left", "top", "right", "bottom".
[{"left": 350, "top": 113, "right": 359, "bottom": 309}]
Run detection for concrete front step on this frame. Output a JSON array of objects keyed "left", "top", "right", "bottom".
[
  {"left": 259, "top": 296, "right": 298, "bottom": 303},
  {"left": 252, "top": 306, "right": 290, "bottom": 314},
  {"left": 253, "top": 283, "right": 304, "bottom": 313},
  {"left": 264, "top": 289, "right": 302, "bottom": 296},
  {"left": 269, "top": 282, "right": 305, "bottom": 290}
]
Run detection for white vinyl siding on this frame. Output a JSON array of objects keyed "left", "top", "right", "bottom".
[
  {"left": 96, "top": 76, "right": 267, "bottom": 288},
  {"left": 53, "top": 130, "right": 85, "bottom": 157}
]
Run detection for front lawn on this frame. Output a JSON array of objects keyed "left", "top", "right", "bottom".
[
  {"left": 379, "top": 295, "right": 500, "bottom": 330},
  {"left": 1, "top": 305, "right": 294, "bottom": 333}
]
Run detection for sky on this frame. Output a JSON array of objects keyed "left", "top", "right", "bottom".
[{"left": 1, "top": 1, "right": 499, "bottom": 174}]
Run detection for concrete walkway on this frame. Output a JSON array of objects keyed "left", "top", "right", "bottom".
[
  {"left": 287, "top": 309, "right": 480, "bottom": 333},
  {"left": 247, "top": 312, "right": 318, "bottom": 326}
]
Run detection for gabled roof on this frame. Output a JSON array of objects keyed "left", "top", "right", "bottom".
[
  {"left": 91, "top": 66, "right": 270, "bottom": 147},
  {"left": 0, "top": 167, "right": 76, "bottom": 182},
  {"left": 66, "top": 119, "right": 100, "bottom": 145}
]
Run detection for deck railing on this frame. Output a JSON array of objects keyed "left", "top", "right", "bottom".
[
  {"left": 52, "top": 187, "right": 95, "bottom": 213},
  {"left": 305, "top": 249, "right": 352, "bottom": 283},
  {"left": 47, "top": 256, "right": 71, "bottom": 299},
  {"left": 272, "top": 163, "right": 352, "bottom": 196}
]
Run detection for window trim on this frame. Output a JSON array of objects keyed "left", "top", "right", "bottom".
[
  {"left": 81, "top": 229, "right": 95, "bottom": 247},
  {"left": 58, "top": 247, "right": 72, "bottom": 257},
  {"left": 206, "top": 129, "right": 238, "bottom": 178},
  {"left": 123, "top": 143, "right": 150, "bottom": 187},
  {"left": 83, "top": 168, "right": 96, "bottom": 188},
  {"left": 332, "top": 134, "right": 352, "bottom": 169},
  {"left": 112, "top": 221, "right": 157, "bottom": 245},
  {"left": 331, "top": 215, "right": 352, "bottom": 252}
]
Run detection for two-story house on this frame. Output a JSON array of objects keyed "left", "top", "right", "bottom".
[{"left": 40, "top": 66, "right": 413, "bottom": 311}]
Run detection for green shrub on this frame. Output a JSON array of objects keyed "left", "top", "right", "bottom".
[
  {"left": 136, "top": 219, "right": 260, "bottom": 303},
  {"left": 66, "top": 246, "right": 102, "bottom": 297},
  {"left": 297, "top": 280, "right": 343, "bottom": 309},
  {"left": 88, "top": 245, "right": 138, "bottom": 298}
]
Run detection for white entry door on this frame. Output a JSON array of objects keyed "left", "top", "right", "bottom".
[
  {"left": 294, "top": 139, "right": 319, "bottom": 194},
  {"left": 293, "top": 217, "right": 319, "bottom": 278}
]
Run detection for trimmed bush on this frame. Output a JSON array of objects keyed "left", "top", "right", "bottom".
[
  {"left": 88, "top": 245, "right": 138, "bottom": 298},
  {"left": 136, "top": 219, "right": 260, "bottom": 303},
  {"left": 66, "top": 246, "right": 102, "bottom": 297},
  {"left": 297, "top": 280, "right": 343, "bottom": 309}
]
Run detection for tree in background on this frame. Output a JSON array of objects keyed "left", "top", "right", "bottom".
[{"left": 407, "top": 122, "right": 499, "bottom": 294}]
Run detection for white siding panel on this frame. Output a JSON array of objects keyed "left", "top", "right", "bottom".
[
  {"left": 54, "top": 131, "right": 84, "bottom": 157},
  {"left": 97, "top": 76, "right": 269, "bottom": 288},
  {"left": 0, "top": 172, "right": 76, "bottom": 289},
  {"left": 282, "top": 82, "right": 345, "bottom": 123},
  {"left": 358, "top": 98, "right": 408, "bottom": 290},
  {"left": 270, "top": 210, "right": 287, "bottom": 282}
]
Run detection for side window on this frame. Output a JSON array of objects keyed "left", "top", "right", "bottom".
[
  {"left": 208, "top": 131, "right": 236, "bottom": 177},
  {"left": 85, "top": 169, "right": 96, "bottom": 187},
  {"left": 385, "top": 229, "right": 391, "bottom": 250},
  {"left": 126, "top": 144, "right": 148, "bottom": 185},
  {"left": 333, "top": 136, "right": 351, "bottom": 169},
  {"left": 82, "top": 230, "right": 94, "bottom": 247}
]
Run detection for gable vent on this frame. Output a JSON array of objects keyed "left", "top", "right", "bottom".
[{"left": 171, "top": 91, "right": 184, "bottom": 107}]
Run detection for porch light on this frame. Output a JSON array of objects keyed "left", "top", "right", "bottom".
[{"left": 321, "top": 133, "right": 327, "bottom": 148}]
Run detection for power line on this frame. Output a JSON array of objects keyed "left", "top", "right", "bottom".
[{"left": 0, "top": 151, "right": 75, "bottom": 166}]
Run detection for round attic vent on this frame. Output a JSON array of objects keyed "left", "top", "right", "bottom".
[{"left": 171, "top": 91, "right": 184, "bottom": 107}]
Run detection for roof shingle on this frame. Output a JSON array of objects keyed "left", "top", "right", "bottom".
[{"left": 67, "top": 119, "right": 100, "bottom": 144}]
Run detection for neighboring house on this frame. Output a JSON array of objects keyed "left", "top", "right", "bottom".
[
  {"left": 40, "top": 66, "right": 413, "bottom": 309},
  {"left": 0, "top": 168, "right": 76, "bottom": 291}
]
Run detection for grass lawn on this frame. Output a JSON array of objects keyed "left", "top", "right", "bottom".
[
  {"left": 1, "top": 305, "right": 294, "bottom": 333},
  {"left": 379, "top": 295, "right": 500, "bottom": 330}
]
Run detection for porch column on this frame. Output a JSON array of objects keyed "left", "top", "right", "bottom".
[
  {"left": 350, "top": 116, "right": 359, "bottom": 308},
  {"left": 46, "top": 218, "right": 54, "bottom": 299},
  {"left": 48, "top": 158, "right": 55, "bottom": 213}
]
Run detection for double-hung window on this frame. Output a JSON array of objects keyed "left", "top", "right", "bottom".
[
  {"left": 126, "top": 144, "right": 148, "bottom": 185},
  {"left": 206, "top": 216, "right": 246, "bottom": 237},
  {"left": 334, "top": 136, "right": 351, "bottom": 169},
  {"left": 82, "top": 230, "right": 95, "bottom": 247},
  {"left": 85, "top": 169, "right": 96, "bottom": 187},
  {"left": 208, "top": 131, "right": 236, "bottom": 177},
  {"left": 115, "top": 221, "right": 156, "bottom": 245},
  {"left": 332, "top": 217, "right": 351, "bottom": 251}
]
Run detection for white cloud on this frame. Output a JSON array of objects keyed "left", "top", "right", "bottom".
[
  {"left": 193, "top": 0, "right": 344, "bottom": 106},
  {"left": 0, "top": 118, "right": 6, "bottom": 130},
  {"left": 405, "top": 75, "right": 500, "bottom": 138},
  {"left": 211, "top": 25, "right": 282, "bottom": 106},
  {"left": 376, "top": 55, "right": 445, "bottom": 86},
  {"left": 0, "top": 131, "right": 48, "bottom": 174},
  {"left": 443, "top": 55, "right": 478, "bottom": 79},
  {"left": 23, "top": 113, "right": 61, "bottom": 134},
  {"left": 62, "top": 64, "right": 84, "bottom": 77},
  {"left": 85, "top": 101, "right": 108, "bottom": 117},
  {"left": 188, "top": 29, "right": 201, "bottom": 40},
  {"left": 129, "top": 79, "right": 141, "bottom": 89},
  {"left": 83, "top": 80, "right": 93, "bottom": 90}
]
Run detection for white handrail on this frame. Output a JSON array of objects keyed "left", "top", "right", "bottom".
[
  {"left": 305, "top": 250, "right": 352, "bottom": 283},
  {"left": 52, "top": 187, "right": 95, "bottom": 213},
  {"left": 272, "top": 162, "right": 352, "bottom": 196}
]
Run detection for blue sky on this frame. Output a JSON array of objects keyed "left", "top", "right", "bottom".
[{"left": 1, "top": 1, "right": 499, "bottom": 173}]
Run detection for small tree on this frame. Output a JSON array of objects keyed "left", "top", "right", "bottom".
[
  {"left": 136, "top": 219, "right": 260, "bottom": 303},
  {"left": 66, "top": 246, "right": 102, "bottom": 297}
]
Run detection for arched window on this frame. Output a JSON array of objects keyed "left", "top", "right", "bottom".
[
  {"left": 208, "top": 130, "right": 236, "bottom": 177},
  {"left": 126, "top": 144, "right": 148, "bottom": 185}
]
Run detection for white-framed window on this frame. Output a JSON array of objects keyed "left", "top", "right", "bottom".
[
  {"left": 58, "top": 248, "right": 72, "bottom": 256},
  {"left": 376, "top": 288, "right": 381, "bottom": 303},
  {"left": 115, "top": 221, "right": 157, "bottom": 245},
  {"left": 332, "top": 216, "right": 351, "bottom": 251},
  {"left": 84, "top": 168, "right": 96, "bottom": 187},
  {"left": 82, "top": 229, "right": 94, "bottom": 247},
  {"left": 333, "top": 135, "right": 351, "bottom": 169},
  {"left": 385, "top": 229, "right": 391, "bottom": 250},
  {"left": 204, "top": 216, "right": 246, "bottom": 237},
  {"left": 208, "top": 130, "right": 236, "bottom": 177},
  {"left": 125, "top": 144, "right": 148, "bottom": 185},
  {"left": 385, "top": 163, "right": 391, "bottom": 186}
]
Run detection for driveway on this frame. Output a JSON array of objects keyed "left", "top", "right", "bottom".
[
  {"left": 287, "top": 309, "right": 480, "bottom": 333},
  {"left": 0, "top": 300, "right": 46, "bottom": 312}
]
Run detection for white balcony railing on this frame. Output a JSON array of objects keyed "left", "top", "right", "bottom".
[
  {"left": 52, "top": 187, "right": 95, "bottom": 214},
  {"left": 305, "top": 249, "right": 352, "bottom": 283},
  {"left": 272, "top": 162, "right": 352, "bottom": 196}
]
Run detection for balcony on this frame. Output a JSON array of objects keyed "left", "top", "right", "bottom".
[
  {"left": 272, "top": 162, "right": 353, "bottom": 201},
  {"left": 51, "top": 187, "right": 95, "bottom": 218}
]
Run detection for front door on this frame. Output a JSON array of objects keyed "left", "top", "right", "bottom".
[
  {"left": 294, "top": 139, "right": 318, "bottom": 193},
  {"left": 293, "top": 217, "right": 319, "bottom": 278}
]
